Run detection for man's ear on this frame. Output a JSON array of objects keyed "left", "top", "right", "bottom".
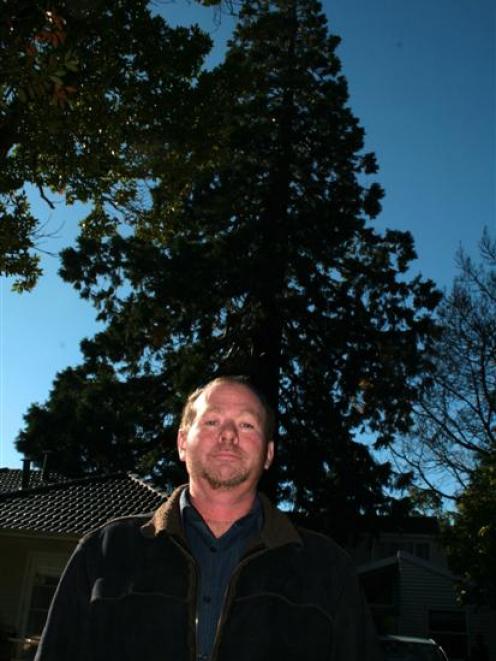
[
  {"left": 264, "top": 440, "right": 275, "bottom": 470},
  {"left": 177, "top": 430, "right": 187, "bottom": 462}
]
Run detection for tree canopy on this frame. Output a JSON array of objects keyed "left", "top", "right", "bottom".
[
  {"left": 443, "top": 456, "right": 496, "bottom": 607},
  {"left": 16, "top": 0, "right": 440, "bottom": 540},
  {"left": 1, "top": 0, "right": 212, "bottom": 290}
]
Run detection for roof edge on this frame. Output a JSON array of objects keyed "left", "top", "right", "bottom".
[
  {"left": 357, "top": 550, "right": 458, "bottom": 581},
  {"left": 0, "top": 471, "right": 165, "bottom": 500}
]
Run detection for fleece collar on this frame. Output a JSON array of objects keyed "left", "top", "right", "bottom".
[{"left": 141, "top": 484, "right": 302, "bottom": 549}]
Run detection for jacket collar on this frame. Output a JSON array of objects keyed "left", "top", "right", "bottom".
[
  {"left": 257, "top": 492, "right": 302, "bottom": 548},
  {"left": 141, "top": 484, "right": 186, "bottom": 540},
  {"left": 141, "top": 484, "right": 302, "bottom": 549}
]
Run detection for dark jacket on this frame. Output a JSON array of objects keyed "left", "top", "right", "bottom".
[{"left": 35, "top": 486, "right": 382, "bottom": 661}]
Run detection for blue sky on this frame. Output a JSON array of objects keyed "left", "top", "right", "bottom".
[{"left": 1, "top": 0, "right": 494, "bottom": 469}]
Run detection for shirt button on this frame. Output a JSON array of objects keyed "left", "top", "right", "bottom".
[
  {"left": 203, "top": 595, "right": 212, "bottom": 603},
  {"left": 209, "top": 546, "right": 217, "bottom": 552}
]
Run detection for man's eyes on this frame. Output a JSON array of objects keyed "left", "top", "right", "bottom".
[{"left": 202, "top": 418, "right": 257, "bottom": 430}]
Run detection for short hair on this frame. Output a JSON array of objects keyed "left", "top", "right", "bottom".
[{"left": 179, "top": 376, "right": 275, "bottom": 441}]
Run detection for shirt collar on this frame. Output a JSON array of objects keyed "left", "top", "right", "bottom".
[{"left": 179, "top": 486, "right": 262, "bottom": 529}]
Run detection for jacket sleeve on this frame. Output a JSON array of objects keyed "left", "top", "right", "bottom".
[
  {"left": 330, "top": 566, "right": 384, "bottom": 661},
  {"left": 34, "top": 536, "right": 94, "bottom": 661}
]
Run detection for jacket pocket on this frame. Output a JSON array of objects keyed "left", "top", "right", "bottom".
[
  {"left": 90, "top": 576, "right": 133, "bottom": 601},
  {"left": 88, "top": 579, "right": 190, "bottom": 661},
  {"left": 220, "top": 593, "right": 333, "bottom": 661}
]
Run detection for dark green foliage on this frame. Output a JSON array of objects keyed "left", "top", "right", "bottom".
[
  {"left": 0, "top": 192, "right": 41, "bottom": 290},
  {"left": 17, "top": 364, "right": 185, "bottom": 487},
  {"left": 18, "top": 0, "right": 440, "bottom": 538},
  {"left": 443, "top": 457, "right": 496, "bottom": 607},
  {"left": 1, "top": 0, "right": 211, "bottom": 290}
]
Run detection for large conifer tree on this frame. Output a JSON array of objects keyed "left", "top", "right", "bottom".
[{"left": 18, "top": 0, "right": 440, "bottom": 537}]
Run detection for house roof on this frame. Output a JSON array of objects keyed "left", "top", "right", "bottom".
[
  {"left": 0, "top": 470, "right": 166, "bottom": 536},
  {"left": 357, "top": 550, "right": 456, "bottom": 581},
  {"left": 0, "top": 467, "right": 67, "bottom": 493}
]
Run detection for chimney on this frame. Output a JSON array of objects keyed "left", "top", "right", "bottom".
[
  {"left": 40, "top": 453, "right": 50, "bottom": 483},
  {"left": 21, "top": 458, "right": 31, "bottom": 490}
]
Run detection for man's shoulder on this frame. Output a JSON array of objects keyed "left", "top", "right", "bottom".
[
  {"left": 295, "top": 525, "right": 354, "bottom": 569},
  {"left": 81, "top": 511, "right": 156, "bottom": 549},
  {"left": 260, "top": 495, "right": 353, "bottom": 569}
]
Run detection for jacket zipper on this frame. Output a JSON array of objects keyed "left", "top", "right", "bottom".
[
  {"left": 209, "top": 545, "right": 266, "bottom": 661},
  {"left": 170, "top": 535, "right": 200, "bottom": 661}
]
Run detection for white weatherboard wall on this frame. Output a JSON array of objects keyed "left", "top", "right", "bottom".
[
  {"left": 397, "top": 552, "right": 496, "bottom": 661},
  {"left": 398, "top": 553, "right": 457, "bottom": 636},
  {"left": 0, "top": 532, "right": 75, "bottom": 635}
]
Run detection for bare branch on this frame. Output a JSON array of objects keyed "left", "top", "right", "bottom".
[
  {"left": 37, "top": 184, "right": 56, "bottom": 210},
  {"left": 401, "top": 232, "right": 496, "bottom": 495}
]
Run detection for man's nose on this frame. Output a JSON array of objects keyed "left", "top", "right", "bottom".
[{"left": 219, "top": 420, "right": 238, "bottom": 443}]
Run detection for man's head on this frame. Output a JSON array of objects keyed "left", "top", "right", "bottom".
[
  {"left": 177, "top": 376, "right": 275, "bottom": 493},
  {"left": 179, "top": 376, "right": 275, "bottom": 440}
]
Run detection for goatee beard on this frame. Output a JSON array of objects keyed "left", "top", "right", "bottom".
[{"left": 201, "top": 468, "right": 250, "bottom": 490}]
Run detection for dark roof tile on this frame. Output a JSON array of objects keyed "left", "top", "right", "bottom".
[
  {"left": 0, "top": 471, "right": 166, "bottom": 536},
  {"left": 0, "top": 468, "right": 67, "bottom": 493}
]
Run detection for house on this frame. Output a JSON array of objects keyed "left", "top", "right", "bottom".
[
  {"left": 0, "top": 465, "right": 164, "bottom": 661},
  {"left": 351, "top": 516, "right": 496, "bottom": 661}
]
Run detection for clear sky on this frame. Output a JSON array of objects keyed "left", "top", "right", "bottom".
[{"left": 1, "top": 0, "right": 494, "bottom": 469}]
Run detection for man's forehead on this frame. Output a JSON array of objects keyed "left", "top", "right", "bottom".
[
  {"left": 197, "top": 382, "right": 265, "bottom": 415},
  {"left": 200, "top": 403, "right": 263, "bottom": 418},
  {"left": 204, "top": 383, "right": 261, "bottom": 404}
]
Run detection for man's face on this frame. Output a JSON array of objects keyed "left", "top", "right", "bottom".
[{"left": 177, "top": 381, "right": 274, "bottom": 493}]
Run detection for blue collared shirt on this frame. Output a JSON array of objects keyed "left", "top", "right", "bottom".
[{"left": 180, "top": 489, "right": 263, "bottom": 661}]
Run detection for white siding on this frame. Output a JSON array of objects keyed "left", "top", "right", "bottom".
[
  {"left": 0, "top": 533, "right": 75, "bottom": 634},
  {"left": 398, "top": 555, "right": 458, "bottom": 636}
]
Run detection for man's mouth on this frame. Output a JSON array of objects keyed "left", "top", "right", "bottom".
[{"left": 211, "top": 451, "right": 242, "bottom": 460}]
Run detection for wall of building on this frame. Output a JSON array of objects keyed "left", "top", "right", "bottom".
[
  {"left": 399, "top": 555, "right": 496, "bottom": 661},
  {"left": 399, "top": 556, "right": 458, "bottom": 636},
  {"left": 0, "top": 532, "right": 76, "bottom": 641}
]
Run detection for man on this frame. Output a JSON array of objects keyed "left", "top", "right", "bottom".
[{"left": 35, "top": 376, "right": 383, "bottom": 661}]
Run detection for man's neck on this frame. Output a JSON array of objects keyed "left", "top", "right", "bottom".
[{"left": 188, "top": 483, "right": 257, "bottom": 538}]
